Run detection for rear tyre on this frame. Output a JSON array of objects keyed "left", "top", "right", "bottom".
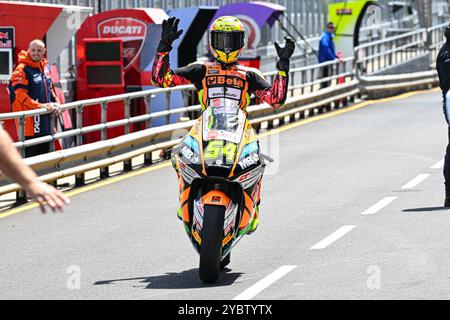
[{"left": 199, "top": 205, "right": 225, "bottom": 283}]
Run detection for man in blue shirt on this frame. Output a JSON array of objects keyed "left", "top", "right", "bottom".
[
  {"left": 318, "top": 22, "right": 341, "bottom": 89},
  {"left": 319, "top": 22, "right": 338, "bottom": 63}
]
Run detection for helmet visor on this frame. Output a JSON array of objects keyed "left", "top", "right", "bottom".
[{"left": 210, "top": 30, "right": 245, "bottom": 53}]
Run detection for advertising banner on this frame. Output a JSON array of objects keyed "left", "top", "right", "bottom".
[
  {"left": 329, "top": 0, "right": 379, "bottom": 58},
  {"left": 97, "top": 17, "right": 147, "bottom": 71}
]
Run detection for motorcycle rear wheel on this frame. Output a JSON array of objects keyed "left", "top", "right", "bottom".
[{"left": 199, "top": 205, "right": 225, "bottom": 284}]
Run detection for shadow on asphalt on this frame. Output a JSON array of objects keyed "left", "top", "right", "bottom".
[
  {"left": 402, "top": 207, "right": 450, "bottom": 213},
  {"left": 94, "top": 268, "right": 243, "bottom": 289}
]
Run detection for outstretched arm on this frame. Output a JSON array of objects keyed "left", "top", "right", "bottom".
[{"left": 0, "top": 129, "right": 70, "bottom": 213}]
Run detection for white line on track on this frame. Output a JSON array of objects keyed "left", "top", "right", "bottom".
[
  {"left": 233, "top": 265, "right": 297, "bottom": 300},
  {"left": 361, "top": 196, "right": 397, "bottom": 215},
  {"left": 431, "top": 158, "right": 444, "bottom": 169},
  {"left": 310, "top": 225, "right": 356, "bottom": 250},
  {"left": 401, "top": 173, "right": 430, "bottom": 189}
]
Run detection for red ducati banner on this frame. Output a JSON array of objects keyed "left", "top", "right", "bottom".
[{"left": 97, "top": 17, "right": 147, "bottom": 70}]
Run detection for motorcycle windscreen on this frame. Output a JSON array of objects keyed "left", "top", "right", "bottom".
[{"left": 202, "top": 106, "right": 245, "bottom": 144}]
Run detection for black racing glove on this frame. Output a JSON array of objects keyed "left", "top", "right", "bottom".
[
  {"left": 158, "top": 17, "right": 183, "bottom": 52},
  {"left": 274, "top": 36, "right": 295, "bottom": 72}
]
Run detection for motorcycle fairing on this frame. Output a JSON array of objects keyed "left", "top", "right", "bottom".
[{"left": 172, "top": 106, "right": 264, "bottom": 255}]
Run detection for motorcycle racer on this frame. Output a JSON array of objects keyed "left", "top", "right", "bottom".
[{"left": 152, "top": 16, "right": 295, "bottom": 233}]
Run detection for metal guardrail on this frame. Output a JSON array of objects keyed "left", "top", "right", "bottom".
[
  {"left": 352, "top": 23, "right": 445, "bottom": 98},
  {"left": 258, "top": 15, "right": 423, "bottom": 62},
  {"left": 355, "top": 28, "right": 428, "bottom": 75},
  {"left": 0, "top": 57, "right": 359, "bottom": 195},
  {"left": 354, "top": 23, "right": 448, "bottom": 76},
  {"left": 0, "top": 22, "right": 447, "bottom": 202},
  {"left": 0, "top": 58, "right": 357, "bottom": 153},
  {"left": 358, "top": 70, "right": 438, "bottom": 98}
]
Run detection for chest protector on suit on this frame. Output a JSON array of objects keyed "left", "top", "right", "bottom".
[{"left": 199, "top": 63, "right": 250, "bottom": 111}]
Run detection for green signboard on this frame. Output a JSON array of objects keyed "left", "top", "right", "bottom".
[{"left": 329, "top": 0, "right": 379, "bottom": 58}]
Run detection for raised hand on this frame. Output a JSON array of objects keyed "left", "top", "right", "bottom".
[
  {"left": 159, "top": 17, "right": 183, "bottom": 51},
  {"left": 274, "top": 36, "right": 296, "bottom": 72}
]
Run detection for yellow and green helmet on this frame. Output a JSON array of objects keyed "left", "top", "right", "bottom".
[{"left": 209, "top": 16, "right": 246, "bottom": 64}]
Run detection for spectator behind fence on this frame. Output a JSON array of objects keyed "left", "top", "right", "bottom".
[
  {"left": 318, "top": 22, "right": 341, "bottom": 89},
  {"left": 9, "top": 39, "right": 61, "bottom": 158},
  {"left": 0, "top": 128, "right": 70, "bottom": 213},
  {"left": 437, "top": 22, "right": 450, "bottom": 207}
]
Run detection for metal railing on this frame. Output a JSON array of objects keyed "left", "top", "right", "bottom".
[
  {"left": 355, "top": 28, "right": 428, "bottom": 75},
  {"left": 0, "top": 58, "right": 356, "bottom": 152},
  {"left": 264, "top": 57, "right": 356, "bottom": 97},
  {"left": 0, "top": 57, "right": 360, "bottom": 194},
  {"left": 354, "top": 23, "right": 448, "bottom": 76}
]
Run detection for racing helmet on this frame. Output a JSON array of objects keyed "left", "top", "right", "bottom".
[{"left": 209, "top": 16, "right": 246, "bottom": 64}]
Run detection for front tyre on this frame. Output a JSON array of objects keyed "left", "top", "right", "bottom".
[{"left": 199, "top": 205, "right": 225, "bottom": 283}]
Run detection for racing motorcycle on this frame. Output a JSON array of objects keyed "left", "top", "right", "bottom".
[{"left": 171, "top": 105, "right": 269, "bottom": 283}]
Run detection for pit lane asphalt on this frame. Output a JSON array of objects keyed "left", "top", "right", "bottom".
[{"left": 1, "top": 89, "right": 449, "bottom": 300}]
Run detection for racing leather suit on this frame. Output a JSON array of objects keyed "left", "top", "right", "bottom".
[{"left": 151, "top": 51, "right": 289, "bottom": 110}]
